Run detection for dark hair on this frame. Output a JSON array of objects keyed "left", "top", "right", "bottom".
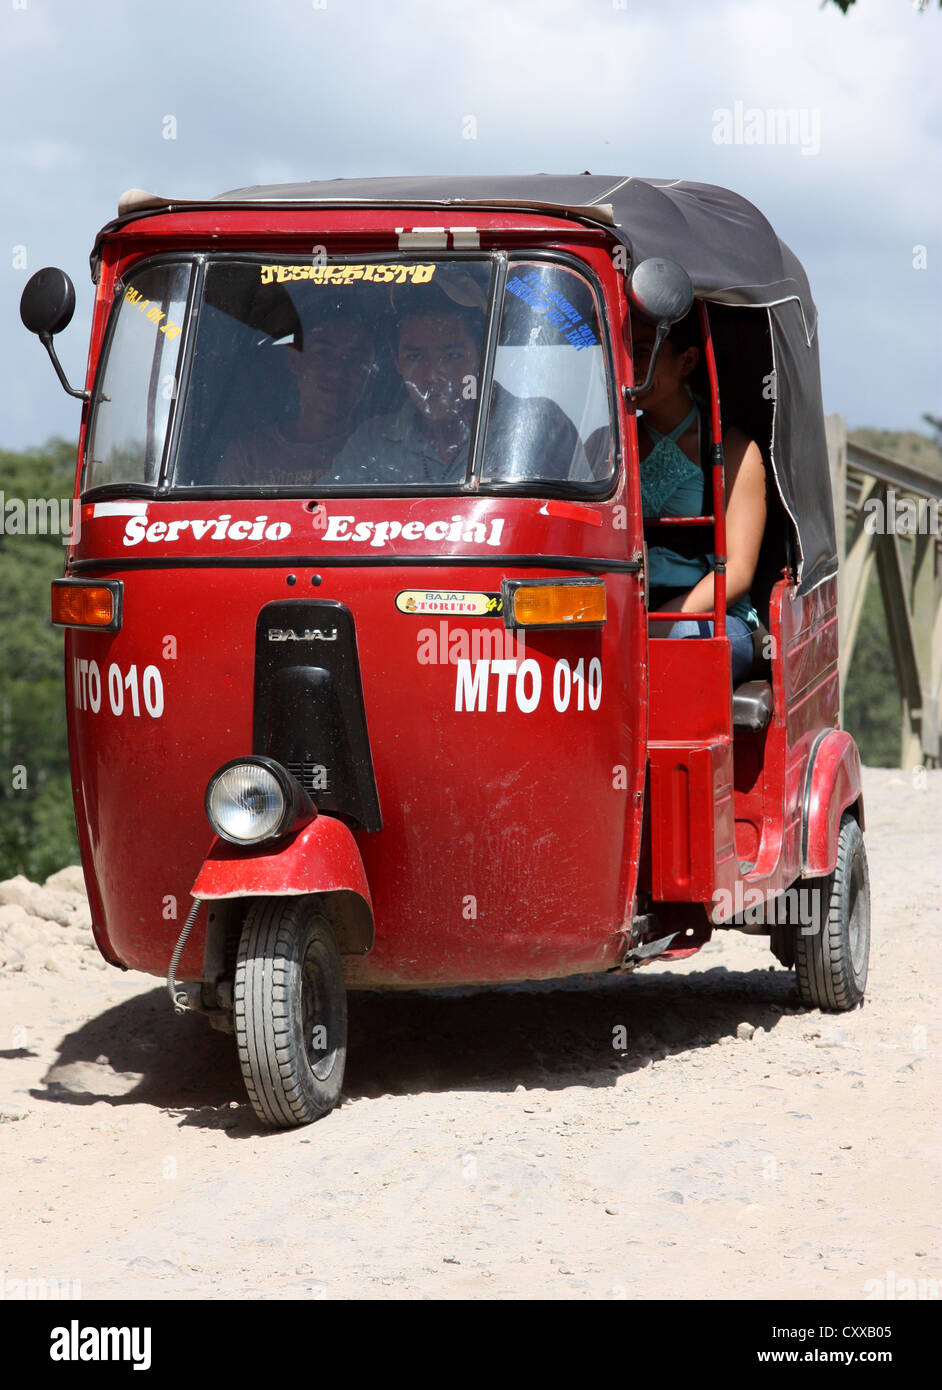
[
  {"left": 291, "top": 299, "right": 358, "bottom": 353},
  {"left": 665, "top": 306, "right": 709, "bottom": 399},
  {"left": 665, "top": 306, "right": 701, "bottom": 353},
  {"left": 393, "top": 298, "right": 485, "bottom": 348}
]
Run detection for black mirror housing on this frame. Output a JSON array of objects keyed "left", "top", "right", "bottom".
[
  {"left": 19, "top": 266, "right": 89, "bottom": 401},
  {"left": 627, "top": 257, "right": 694, "bottom": 327},
  {"left": 20, "top": 267, "right": 77, "bottom": 337},
  {"left": 624, "top": 258, "right": 696, "bottom": 403}
]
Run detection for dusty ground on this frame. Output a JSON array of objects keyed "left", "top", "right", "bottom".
[{"left": 0, "top": 766, "right": 939, "bottom": 1301}]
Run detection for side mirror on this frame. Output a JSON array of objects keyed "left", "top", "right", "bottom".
[
  {"left": 624, "top": 257, "right": 695, "bottom": 402},
  {"left": 19, "top": 267, "right": 89, "bottom": 401},
  {"left": 20, "top": 267, "right": 76, "bottom": 336},
  {"left": 627, "top": 257, "right": 694, "bottom": 327}
]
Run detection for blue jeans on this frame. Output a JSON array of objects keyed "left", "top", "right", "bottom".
[{"left": 668, "top": 615, "right": 754, "bottom": 684}]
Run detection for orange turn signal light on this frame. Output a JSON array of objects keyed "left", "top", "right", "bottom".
[
  {"left": 51, "top": 580, "right": 122, "bottom": 631},
  {"left": 504, "top": 579, "right": 606, "bottom": 629}
]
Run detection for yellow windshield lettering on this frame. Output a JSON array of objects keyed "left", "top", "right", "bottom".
[{"left": 258, "top": 262, "right": 437, "bottom": 285}]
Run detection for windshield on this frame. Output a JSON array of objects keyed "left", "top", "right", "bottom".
[
  {"left": 85, "top": 263, "right": 191, "bottom": 489},
  {"left": 85, "top": 255, "right": 615, "bottom": 496}
]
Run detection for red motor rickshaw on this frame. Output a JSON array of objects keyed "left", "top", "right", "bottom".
[{"left": 21, "top": 175, "right": 870, "bottom": 1127}]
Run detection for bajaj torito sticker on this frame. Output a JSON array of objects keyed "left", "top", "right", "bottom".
[
  {"left": 395, "top": 590, "right": 502, "bottom": 617},
  {"left": 259, "top": 263, "right": 438, "bottom": 286}
]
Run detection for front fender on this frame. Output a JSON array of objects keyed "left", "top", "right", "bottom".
[
  {"left": 802, "top": 730, "right": 865, "bottom": 878},
  {"left": 191, "top": 815, "right": 373, "bottom": 953}
]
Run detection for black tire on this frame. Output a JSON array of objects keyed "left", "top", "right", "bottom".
[
  {"left": 234, "top": 897, "right": 347, "bottom": 1128},
  {"left": 769, "top": 921, "right": 795, "bottom": 969},
  {"left": 794, "top": 814, "right": 870, "bottom": 1011}
]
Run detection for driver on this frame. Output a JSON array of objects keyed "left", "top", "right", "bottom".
[
  {"left": 332, "top": 299, "right": 587, "bottom": 485},
  {"left": 216, "top": 304, "right": 374, "bottom": 488}
]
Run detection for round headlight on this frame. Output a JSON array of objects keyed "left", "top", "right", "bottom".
[{"left": 206, "top": 761, "right": 289, "bottom": 844}]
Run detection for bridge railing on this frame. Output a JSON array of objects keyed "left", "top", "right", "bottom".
[{"left": 827, "top": 415, "right": 942, "bottom": 768}]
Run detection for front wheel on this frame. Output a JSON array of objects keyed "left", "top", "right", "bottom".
[
  {"left": 794, "top": 813, "right": 870, "bottom": 1011},
  {"left": 234, "top": 898, "right": 347, "bottom": 1128}
]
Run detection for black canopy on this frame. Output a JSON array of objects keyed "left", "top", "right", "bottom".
[{"left": 99, "top": 175, "right": 836, "bottom": 592}]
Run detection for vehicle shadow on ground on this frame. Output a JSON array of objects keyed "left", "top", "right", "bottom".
[
  {"left": 343, "top": 964, "right": 799, "bottom": 1102},
  {"left": 30, "top": 960, "right": 801, "bottom": 1133}
]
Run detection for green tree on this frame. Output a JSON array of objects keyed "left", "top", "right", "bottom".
[
  {"left": 0, "top": 438, "right": 81, "bottom": 880},
  {"left": 921, "top": 413, "right": 942, "bottom": 450},
  {"left": 841, "top": 566, "right": 902, "bottom": 767},
  {"left": 826, "top": 0, "right": 939, "bottom": 11}
]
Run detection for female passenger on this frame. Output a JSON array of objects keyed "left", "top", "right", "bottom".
[{"left": 631, "top": 309, "right": 768, "bottom": 685}]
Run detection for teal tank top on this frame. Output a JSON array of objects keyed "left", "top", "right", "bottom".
[{"left": 641, "top": 401, "right": 759, "bottom": 631}]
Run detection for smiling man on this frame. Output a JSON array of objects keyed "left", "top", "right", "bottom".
[
  {"left": 332, "top": 304, "right": 483, "bottom": 484},
  {"left": 332, "top": 299, "right": 587, "bottom": 486}
]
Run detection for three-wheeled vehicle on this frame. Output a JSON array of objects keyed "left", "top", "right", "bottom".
[{"left": 21, "top": 175, "right": 870, "bottom": 1127}]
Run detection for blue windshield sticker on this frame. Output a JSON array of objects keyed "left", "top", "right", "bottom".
[{"left": 505, "top": 270, "right": 598, "bottom": 350}]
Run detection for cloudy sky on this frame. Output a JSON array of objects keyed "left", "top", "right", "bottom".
[{"left": 2, "top": 0, "right": 939, "bottom": 449}]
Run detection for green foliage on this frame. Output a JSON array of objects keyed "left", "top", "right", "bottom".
[
  {"left": 849, "top": 427, "right": 942, "bottom": 479},
  {"left": 0, "top": 438, "right": 80, "bottom": 880},
  {"left": 827, "top": 0, "right": 940, "bottom": 11},
  {"left": 921, "top": 413, "right": 942, "bottom": 450},
  {"left": 841, "top": 563, "right": 902, "bottom": 767},
  {"left": 843, "top": 425, "right": 939, "bottom": 767}
]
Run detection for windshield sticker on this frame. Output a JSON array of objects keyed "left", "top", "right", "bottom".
[
  {"left": 91, "top": 502, "right": 149, "bottom": 519},
  {"left": 396, "top": 590, "right": 502, "bottom": 616},
  {"left": 505, "top": 270, "right": 598, "bottom": 351},
  {"left": 123, "top": 286, "right": 182, "bottom": 339},
  {"left": 259, "top": 263, "right": 437, "bottom": 286}
]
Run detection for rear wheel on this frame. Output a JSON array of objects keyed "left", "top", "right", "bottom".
[
  {"left": 793, "top": 813, "right": 870, "bottom": 1011},
  {"left": 234, "top": 897, "right": 347, "bottom": 1128}
]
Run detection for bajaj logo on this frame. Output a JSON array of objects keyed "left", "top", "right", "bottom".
[{"left": 267, "top": 628, "right": 339, "bottom": 642}]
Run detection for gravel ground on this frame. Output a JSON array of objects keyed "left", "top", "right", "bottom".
[{"left": 0, "top": 766, "right": 939, "bottom": 1301}]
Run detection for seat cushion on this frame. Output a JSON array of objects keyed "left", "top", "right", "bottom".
[{"left": 732, "top": 679, "right": 773, "bottom": 732}]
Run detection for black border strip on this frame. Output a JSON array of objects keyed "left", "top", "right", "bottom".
[
  {"left": 464, "top": 250, "right": 506, "bottom": 487},
  {"left": 68, "top": 552, "right": 643, "bottom": 575}
]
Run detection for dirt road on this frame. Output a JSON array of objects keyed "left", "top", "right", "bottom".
[{"left": 1, "top": 766, "right": 939, "bottom": 1301}]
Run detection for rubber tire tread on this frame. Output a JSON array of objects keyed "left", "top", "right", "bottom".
[
  {"left": 234, "top": 897, "right": 347, "bottom": 1128},
  {"left": 794, "top": 814, "right": 870, "bottom": 1012}
]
